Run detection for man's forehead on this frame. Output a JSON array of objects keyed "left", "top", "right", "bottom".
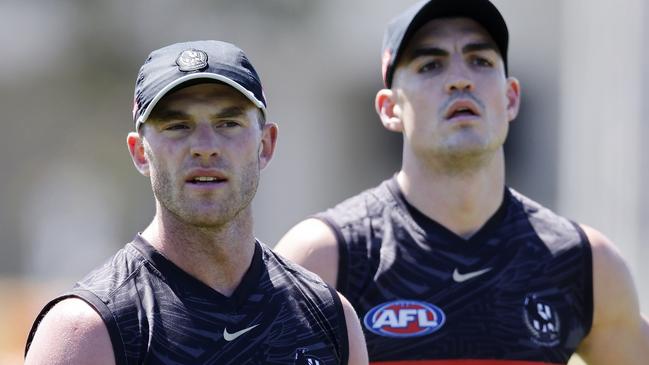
[{"left": 407, "top": 17, "right": 496, "bottom": 48}]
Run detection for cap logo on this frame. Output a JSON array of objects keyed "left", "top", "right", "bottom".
[{"left": 176, "top": 49, "right": 208, "bottom": 72}]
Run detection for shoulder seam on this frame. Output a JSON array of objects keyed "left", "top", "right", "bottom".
[{"left": 105, "top": 256, "right": 148, "bottom": 299}]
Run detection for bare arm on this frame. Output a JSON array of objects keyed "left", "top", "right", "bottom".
[
  {"left": 25, "top": 298, "right": 116, "bottom": 365},
  {"left": 275, "top": 218, "right": 340, "bottom": 288},
  {"left": 338, "top": 292, "right": 369, "bottom": 365},
  {"left": 576, "top": 225, "right": 649, "bottom": 364}
]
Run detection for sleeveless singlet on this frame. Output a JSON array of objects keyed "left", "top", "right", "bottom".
[
  {"left": 317, "top": 177, "right": 592, "bottom": 365},
  {"left": 26, "top": 236, "right": 349, "bottom": 365}
]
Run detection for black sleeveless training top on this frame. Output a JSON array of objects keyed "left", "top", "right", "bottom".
[
  {"left": 317, "top": 177, "right": 593, "bottom": 365},
  {"left": 26, "top": 236, "right": 349, "bottom": 365}
]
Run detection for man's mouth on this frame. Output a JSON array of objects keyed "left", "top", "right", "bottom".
[
  {"left": 186, "top": 172, "right": 228, "bottom": 185},
  {"left": 190, "top": 176, "right": 225, "bottom": 183},
  {"left": 448, "top": 107, "right": 477, "bottom": 118},
  {"left": 445, "top": 100, "right": 480, "bottom": 120}
]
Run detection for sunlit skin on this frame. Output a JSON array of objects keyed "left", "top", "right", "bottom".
[
  {"left": 126, "top": 82, "right": 278, "bottom": 295},
  {"left": 371, "top": 17, "right": 521, "bottom": 238},
  {"left": 138, "top": 84, "right": 268, "bottom": 228},
  {"left": 380, "top": 17, "right": 520, "bottom": 175}
]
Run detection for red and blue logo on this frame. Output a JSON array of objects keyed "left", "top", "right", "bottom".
[{"left": 363, "top": 300, "right": 445, "bottom": 338}]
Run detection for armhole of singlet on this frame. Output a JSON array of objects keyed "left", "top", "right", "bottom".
[
  {"left": 313, "top": 214, "right": 349, "bottom": 294},
  {"left": 328, "top": 285, "right": 350, "bottom": 365},
  {"left": 570, "top": 221, "right": 594, "bottom": 337},
  {"left": 25, "top": 295, "right": 70, "bottom": 357},
  {"left": 25, "top": 291, "right": 128, "bottom": 365}
]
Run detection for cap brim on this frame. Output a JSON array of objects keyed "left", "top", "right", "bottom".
[{"left": 136, "top": 72, "right": 266, "bottom": 130}]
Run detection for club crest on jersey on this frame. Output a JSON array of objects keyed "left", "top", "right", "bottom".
[
  {"left": 294, "top": 348, "right": 322, "bottom": 365},
  {"left": 363, "top": 300, "right": 445, "bottom": 338},
  {"left": 523, "top": 294, "right": 561, "bottom": 346},
  {"left": 176, "top": 49, "right": 208, "bottom": 72}
]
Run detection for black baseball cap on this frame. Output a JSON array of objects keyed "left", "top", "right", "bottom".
[
  {"left": 381, "top": 0, "right": 509, "bottom": 88},
  {"left": 132, "top": 40, "right": 266, "bottom": 130}
]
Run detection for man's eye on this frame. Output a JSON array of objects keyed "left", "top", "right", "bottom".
[
  {"left": 218, "top": 121, "right": 241, "bottom": 128},
  {"left": 418, "top": 61, "right": 442, "bottom": 73},
  {"left": 163, "top": 123, "right": 190, "bottom": 131},
  {"left": 471, "top": 57, "right": 493, "bottom": 67}
]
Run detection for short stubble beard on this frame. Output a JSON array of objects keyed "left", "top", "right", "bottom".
[{"left": 147, "top": 148, "right": 261, "bottom": 230}]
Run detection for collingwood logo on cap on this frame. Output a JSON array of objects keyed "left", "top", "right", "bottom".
[{"left": 176, "top": 49, "right": 208, "bottom": 72}]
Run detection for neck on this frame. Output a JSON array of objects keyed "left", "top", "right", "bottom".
[
  {"left": 398, "top": 148, "right": 506, "bottom": 239},
  {"left": 141, "top": 204, "right": 256, "bottom": 297}
]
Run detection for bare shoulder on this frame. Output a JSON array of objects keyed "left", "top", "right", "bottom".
[
  {"left": 580, "top": 224, "right": 638, "bottom": 316},
  {"left": 576, "top": 224, "right": 649, "bottom": 364},
  {"left": 274, "top": 218, "right": 339, "bottom": 287},
  {"left": 25, "top": 297, "right": 115, "bottom": 365},
  {"left": 337, "top": 292, "right": 369, "bottom": 365}
]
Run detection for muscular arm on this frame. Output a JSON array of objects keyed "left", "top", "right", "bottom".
[
  {"left": 275, "top": 218, "right": 340, "bottom": 288},
  {"left": 576, "top": 225, "right": 649, "bottom": 364},
  {"left": 25, "top": 298, "right": 116, "bottom": 365},
  {"left": 338, "top": 293, "right": 369, "bottom": 365}
]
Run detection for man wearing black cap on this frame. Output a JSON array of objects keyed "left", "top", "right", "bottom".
[
  {"left": 24, "top": 40, "right": 368, "bottom": 365},
  {"left": 276, "top": 0, "right": 649, "bottom": 363}
]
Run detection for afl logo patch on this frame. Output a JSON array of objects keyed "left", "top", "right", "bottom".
[
  {"left": 363, "top": 300, "right": 445, "bottom": 338},
  {"left": 523, "top": 294, "right": 561, "bottom": 346},
  {"left": 176, "top": 49, "right": 208, "bottom": 72}
]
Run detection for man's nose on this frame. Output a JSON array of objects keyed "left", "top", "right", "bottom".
[
  {"left": 190, "top": 124, "right": 220, "bottom": 160},
  {"left": 444, "top": 61, "right": 474, "bottom": 93}
]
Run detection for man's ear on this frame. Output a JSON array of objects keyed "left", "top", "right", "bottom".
[
  {"left": 505, "top": 77, "right": 521, "bottom": 122},
  {"left": 375, "top": 88, "right": 403, "bottom": 132},
  {"left": 127, "top": 132, "right": 150, "bottom": 177},
  {"left": 258, "top": 122, "right": 278, "bottom": 170}
]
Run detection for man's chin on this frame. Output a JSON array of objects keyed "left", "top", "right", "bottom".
[
  {"left": 180, "top": 215, "right": 229, "bottom": 228},
  {"left": 165, "top": 204, "right": 233, "bottom": 228}
]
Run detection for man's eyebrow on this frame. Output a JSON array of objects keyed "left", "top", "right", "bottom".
[
  {"left": 407, "top": 42, "right": 499, "bottom": 61},
  {"left": 215, "top": 106, "right": 246, "bottom": 118},
  {"left": 409, "top": 47, "right": 449, "bottom": 60},
  {"left": 462, "top": 42, "right": 499, "bottom": 54},
  {"left": 149, "top": 110, "right": 189, "bottom": 121}
]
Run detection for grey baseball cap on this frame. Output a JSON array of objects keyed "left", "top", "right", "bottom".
[{"left": 132, "top": 40, "right": 266, "bottom": 130}]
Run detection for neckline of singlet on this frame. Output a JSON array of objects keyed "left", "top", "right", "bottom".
[
  {"left": 131, "top": 234, "right": 264, "bottom": 309},
  {"left": 385, "top": 176, "right": 512, "bottom": 246}
]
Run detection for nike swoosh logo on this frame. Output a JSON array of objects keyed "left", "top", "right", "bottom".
[
  {"left": 223, "top": 324, "right": 259, "bottom": 341},
  {"left": 452, "top": 267, "right": 492, "bottom": 282}
]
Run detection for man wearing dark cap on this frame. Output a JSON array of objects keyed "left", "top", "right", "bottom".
[
  {"left": 276, "top": 0, "right": 649, "bottom": 363},
  {"left": 24, "top": 40, "right": 368, "bottom": 365}
]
